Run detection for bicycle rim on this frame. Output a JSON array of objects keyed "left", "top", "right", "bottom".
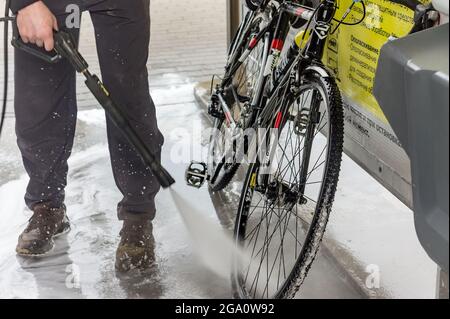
[{"left": 232, "top": 75, "right": 343, "bottom": 299}]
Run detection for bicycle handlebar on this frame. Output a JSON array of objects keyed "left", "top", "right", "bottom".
[
  {"left": 281, "top": 1, "right": 315, "bottom": 19},
  {"left": 281, "top": 0, "right": 422, "bottom": 13},
  {"left": 387, "top": 0, "right": 421, "bottom": 11}
]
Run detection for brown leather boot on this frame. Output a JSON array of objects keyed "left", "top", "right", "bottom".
[
  {"left": 115, "top": 220, "right": 155, "bottom": 272},
  {"left": 16, "top": 203, "right": 71, "bottom": 256}
]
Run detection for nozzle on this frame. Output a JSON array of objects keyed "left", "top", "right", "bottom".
[{"left": 154, "top": 165, "right": 176, "bottom": 188}]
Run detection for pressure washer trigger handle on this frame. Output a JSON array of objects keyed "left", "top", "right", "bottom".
[
  {"left": 11, "top": 36, "right": 62, "bottom": 63},
  {"left": 11, "top": 22, "right": 62, "bottom": 63}
]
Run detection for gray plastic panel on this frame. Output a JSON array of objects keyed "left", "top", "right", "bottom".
[{"left": 374, "top": 24, "right": 449, "bottom": 272}]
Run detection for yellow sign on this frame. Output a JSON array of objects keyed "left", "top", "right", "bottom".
[{"left": 323, "top": 0, "right": 430, "bottom": 122}]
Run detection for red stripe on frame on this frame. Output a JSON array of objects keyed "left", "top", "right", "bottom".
[
  {"left": 249, "top": 37, "right": 258, "bottom": 49},
  {"left": 274, "top": 112, "right": 282, "bottom": 129},
  {"left": 295, "top": 8, "right": 306, "bottom": 17},
  {"left": 271, "top": 39, "right": 284, "bottom": 51},
  {"left": 225, "top": 112, "right": 232, "bottom": 126}
]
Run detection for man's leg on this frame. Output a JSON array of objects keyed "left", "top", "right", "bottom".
[
  {"left": 15, "top": 3, "right": 81, "bottom": 256},
  {"left": 15, "top": 11, "right": 80, "bottom": 211},
  {"left": 88, "top": 0, "right": 163, "bottom": 271},
  {"left": 88, "top": 0, "right": 164, "bottom": 222}
]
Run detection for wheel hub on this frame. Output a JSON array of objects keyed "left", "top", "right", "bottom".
[{"left": 265, "top": 180, "right": 302, "bottom": 208}]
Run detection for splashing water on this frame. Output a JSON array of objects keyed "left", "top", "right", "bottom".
[{"left": 169, "top": 188, "right": 249, "bottom": 280}]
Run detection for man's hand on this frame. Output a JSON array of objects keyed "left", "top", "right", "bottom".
[{"left": 16, "top": 1, "right": 58, "bottom": 52}]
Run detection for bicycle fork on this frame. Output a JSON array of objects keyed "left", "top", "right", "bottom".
[{"left": 297, "top": 91, "right": 322, "bottom": 204}]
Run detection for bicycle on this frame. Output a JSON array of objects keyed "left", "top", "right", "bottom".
[
  {"left": 186, "top": 0, "right": 349, "bottom": 299},
  {"left": 186, "top": 0, "right": 441, "bottom": 299}
]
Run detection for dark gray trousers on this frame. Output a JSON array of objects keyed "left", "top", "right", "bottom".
[{"left": 14, "top": 0, "right": 163, "bottom": 221}]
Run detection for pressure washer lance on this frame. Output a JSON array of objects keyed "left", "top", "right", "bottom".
[{"left": 11, "top": 30, "right": 176, "bottom": 188}]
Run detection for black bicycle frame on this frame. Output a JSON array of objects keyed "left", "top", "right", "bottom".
[
  {"left": 210, "top": 0, "right": 337, "bottom": 178},
  {"left": 258, "top": 0, "right": 336, "bottom": 122},
  {"left": 247, "top": 0, "right": 337, "bottom": 194}
]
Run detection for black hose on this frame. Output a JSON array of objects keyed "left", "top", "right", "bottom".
[
  {"left": 0, "top": 0, "right": 11, "bottom": 138},
  {"left": 332, "top": 0, "right": 366, "bottom": 27}
]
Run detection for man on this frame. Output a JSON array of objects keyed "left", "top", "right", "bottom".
[{"left": 11, "top": 0, "right": 164, "bottom": 272}]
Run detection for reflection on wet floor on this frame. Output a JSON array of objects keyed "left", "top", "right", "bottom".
[
  {"left": 116, "top": 267, "right": 165, "bottom": 299},
  {"left": 16, "top": 237, "right": 83, "bottom": 299},
  {"left": 16, "top": 236, "right": 164, "bottom": 299}
]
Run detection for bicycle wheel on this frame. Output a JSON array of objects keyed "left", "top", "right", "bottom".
[
  {"left": 208, "top": 19, "right": 267, "bottom": 192},
  {"left": 232, "top": 72, "right": 344, "bottom": 299}
]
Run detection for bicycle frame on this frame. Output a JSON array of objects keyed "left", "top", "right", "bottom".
[
  {"left": 230, "top": 0, "right": 337, "bottom": 129},
  {"left": 207, "top": 1, "right": 337, "bottom": 183}
]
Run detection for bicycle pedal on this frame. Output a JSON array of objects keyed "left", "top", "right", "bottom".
[{"left": 185, "top": 161, "right": 209, "bottom": 189}]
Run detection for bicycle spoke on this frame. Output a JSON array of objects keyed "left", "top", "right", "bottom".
[{"left": 234, "top": 58, "right": 343, "bottom": 299}]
